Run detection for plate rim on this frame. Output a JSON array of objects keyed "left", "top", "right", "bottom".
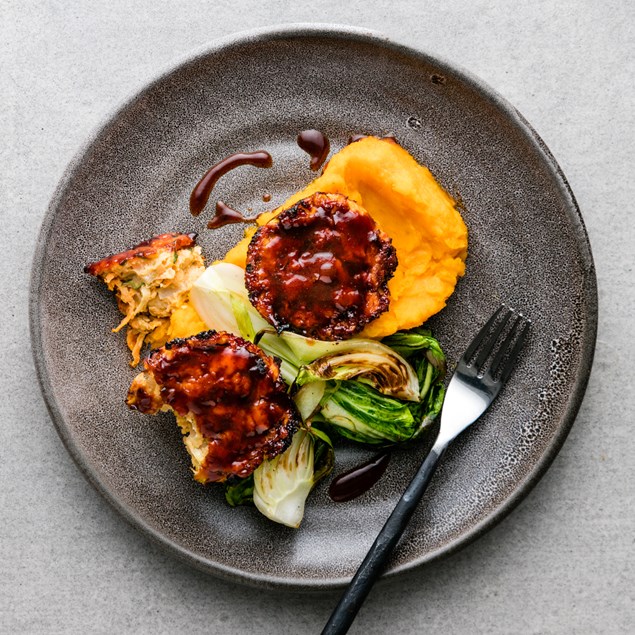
[{"left": 29, "top": 23, "right": 598, "bottom": 591}]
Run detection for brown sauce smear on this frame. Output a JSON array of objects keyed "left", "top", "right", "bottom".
[
  {"left": 207, "top": 201, "right": 255, "bottom": 230},
  {"left": 189, "top": 150, "right": 273, "bottom": 217},
  {"left": 297, "top": 129, "right": 330, "bottom": 171},
  {"left": 329, "top": 452, "right": 391, "bottom": 502}
]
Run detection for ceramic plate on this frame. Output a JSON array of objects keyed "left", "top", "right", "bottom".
[{"left": 30, "top": 25, "right": 597, "bottom": 590}]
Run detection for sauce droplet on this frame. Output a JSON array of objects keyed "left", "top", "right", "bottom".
[
  {"left": 297, "top": 129, "right": 330, "bottom": 171},
  {"left": 190, "top": 151, "right": 273, "bottom": 217},
  {"left": 262, "top": 192, "right": 272, "bottom": 202},
  {"left": 329, "top": 452, "right": 391, "bottom": 502},
  {"left": 207, "top": 201, "right": 255, "bottom": 230}
]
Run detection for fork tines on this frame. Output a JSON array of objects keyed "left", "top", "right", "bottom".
[{"left": 462, "top": 305, "right": 531, "bottom": 381}]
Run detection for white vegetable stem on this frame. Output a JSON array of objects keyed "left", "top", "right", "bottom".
[
  {"left": 253, "top": 429, "right": 315, "bottom": 528},
  {"left": 190, "top": 263, "right": 268, "bottom": 338}
]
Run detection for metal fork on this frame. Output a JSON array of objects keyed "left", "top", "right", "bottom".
[{"left": 322, "top": 305, "right": 531, "bottom": 635}]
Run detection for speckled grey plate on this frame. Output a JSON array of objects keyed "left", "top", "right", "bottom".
[{"left": 30, "top": 25, "right": 597, "bottom": 590}]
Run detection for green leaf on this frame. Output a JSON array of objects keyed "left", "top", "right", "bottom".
[
  {"left": 231, "top": 293, "right": 256, "bottom": 341},
  {"left": 382, "top": 327, "right": 446, "bottom": 367},
  {"left": 224, "top": 476, "right": 254, "bottom": 507},
  {"left": 311, "top": 425, "right": 335, "bottom": 485},
  {"left": 319, "top": 381, "right": 418, "bottom": 444}
]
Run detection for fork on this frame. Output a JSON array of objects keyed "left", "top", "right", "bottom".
[{"left": 322, "top": 305, "right": 531, "bottom": 635}]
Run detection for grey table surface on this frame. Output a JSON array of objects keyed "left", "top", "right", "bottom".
[{"left": 2, "top": 1, "right": 633, "bottom": 633}]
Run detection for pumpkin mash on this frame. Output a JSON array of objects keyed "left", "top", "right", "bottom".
[{"left": 223, "top": 136, "right": 468, "bottom": 338}]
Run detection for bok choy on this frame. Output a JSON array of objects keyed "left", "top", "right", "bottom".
[
  {"left": 191, "top": 263, "right": 448, "bottom": 525},
  {"left": 317, "top": 380, "right": 418, "bottom": 444},
  {"left": 190, "top": 263, "right": 269, "bottom": 341},
  {"left": 301, "top": 328, "right": 447, "bottom": 444},
  {"left": 225, "top": 425, "right": 334, "bottom": 528},
  {"left": 190, "top": 263, "right": 424, "bottom": 398}
]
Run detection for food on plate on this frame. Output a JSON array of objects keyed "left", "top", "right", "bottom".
[
  {"left": 186, "top": 260, "right": 445, "bottom": 523},
  {"left": 251, "top": 427, "right": 333, "bottom": 528},
  {"left": 312, "top": 328, "right": 446, "bottom": 445},
  {"left": 126, "top": 331, "right": 299, "bottom": 483},
  {"left": 86, "top": 132, "right": 467, "bottom": 527},
  {"left": 84, "top": 233, "right": 206, "bottom": 365},
  {"left": 245, "top": 192, "right": 397, "bottom": 340},
  {"left": 224, "top": 136, "right": 468, "bottom": 338},
  {"left": 189, "top": 261, "right": 434, "bottom": 404}
]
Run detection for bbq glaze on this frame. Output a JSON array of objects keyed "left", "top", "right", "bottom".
[
  {"left": 245, "top": 192, "right": 397, "bottom": 340},
  {"left": 207, "top": 201, "right": 255, "bottom": 230},
  {"left": 128, "top": 331, "right": 298, "bottom": 482}
]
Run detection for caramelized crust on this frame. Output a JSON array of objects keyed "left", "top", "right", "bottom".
[
  {"left": 84, "top": 233, "right": 198, "bottom": 276},
  {"left": 127, "top": 331, "right": 298, "bottom": 483},
  {"left": 245, "top": 192, "right": 397, "bottom": 340}
]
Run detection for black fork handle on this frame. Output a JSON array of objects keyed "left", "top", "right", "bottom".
[{"left": 321, "top": 442, "right": 447, "bottom": 635}]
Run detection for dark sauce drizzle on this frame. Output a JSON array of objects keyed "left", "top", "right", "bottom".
[
  {"left": 191, "top": 133, "right": 400, "bottom": 229},
  {"left": 297, "top": 129, "right": 330, "bottom": 171},
  {"left": 329, "top": 451, "right": 391, "bottom": 502},
  {"left": 189, "top": 150, "right": 273, "bottom": 218},
  {"left": 207, "top": 201, "right": 255, "bottom": 230}
]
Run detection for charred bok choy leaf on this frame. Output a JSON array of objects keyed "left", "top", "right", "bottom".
[
  {"left": 224, "top": 425, "right": 334, "bottom": 528},
  {"left": 307, "top": 328, "right": 447, "bottom": 444},
  {"left": 256, "top": 329, "right": 420, "bottom": 401},
  {"left": 253, "top": 426, "right": 333, "bottom": 528},
  {"left": 382, "top": 327, "right": 447, "bottom": 432}
]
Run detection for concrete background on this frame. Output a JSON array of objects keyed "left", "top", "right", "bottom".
[{"left": 1, "top": 1, "right": 633, "bottom": 633}]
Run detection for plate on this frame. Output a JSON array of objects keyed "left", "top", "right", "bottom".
[{"left": 30, "top": 25, "right": 597, "bottom": 590}]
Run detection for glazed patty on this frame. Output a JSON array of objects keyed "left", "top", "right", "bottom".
[
  {"left": 245, "top": 192, "right": 397, "bottom": 340},
  {"left": 126, "top": 331, "right": 299, "bottom": 483}
]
